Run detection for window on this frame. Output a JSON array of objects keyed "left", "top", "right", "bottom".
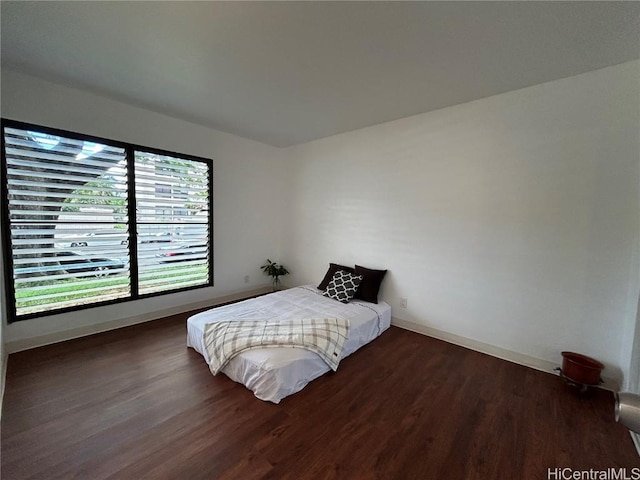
[
  {"left": 1, "top": 120, "right": 213, "bottom": 322},
  {"left": 135, "top": 151, "right": 210, "bottom": 295}
]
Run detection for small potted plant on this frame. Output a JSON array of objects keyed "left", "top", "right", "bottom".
[{"left": 261, "top": 259, "right": 289, "bottom": 291}]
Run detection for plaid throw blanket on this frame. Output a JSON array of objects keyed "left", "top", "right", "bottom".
[{"left": 203, "top": 318, "right": 350, "bottom": 375}]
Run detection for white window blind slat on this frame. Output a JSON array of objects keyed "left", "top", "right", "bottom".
[
  {"left": 6, "top": 156, "right": 127, "bottom": 177},
  {"left": 7, "top": 178, "right": 124, "bottom": 194},
  {"left": 6, "top": 166, "right": 125, "bottom": 185},
  {"left": 9, "top": 198, "right": 127, "bottom": 209}
]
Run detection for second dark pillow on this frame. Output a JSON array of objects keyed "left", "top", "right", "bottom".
[{"left": 353, "top": 265, "right": 387, "bottom": 304}]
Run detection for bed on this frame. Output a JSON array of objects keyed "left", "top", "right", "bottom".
[{"left": 187, "top": 285, "right": 392, "bottom": 403}]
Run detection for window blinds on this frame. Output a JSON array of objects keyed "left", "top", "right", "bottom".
[{"left": 2, "top": 122, "right": 213, "bottom": 321}]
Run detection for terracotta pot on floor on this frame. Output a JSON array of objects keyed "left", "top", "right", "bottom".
[{"left": 561, "top": 351, "right": 604, "bottom": 385}]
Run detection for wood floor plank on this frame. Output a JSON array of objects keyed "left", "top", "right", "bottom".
[{"left": 2, "top": 314, "right": 638, "bottom": 479}]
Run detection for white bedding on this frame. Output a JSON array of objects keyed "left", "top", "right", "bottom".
[{"left": 187, "top": 285, "right": 391, "bottom": 403}]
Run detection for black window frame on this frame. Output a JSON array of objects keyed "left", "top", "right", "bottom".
[{"left": 1, "top": 118, "right": 214, "bottom": 323}]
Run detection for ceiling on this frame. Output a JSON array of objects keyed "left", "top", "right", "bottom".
[{"left": 2, "top": 2, "right": 639, "bottom": 147}]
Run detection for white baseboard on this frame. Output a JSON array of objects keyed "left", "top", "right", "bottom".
[
  {"left": 6, "top": 286, "right": 272, "bottom": 354},
  {"left": 391, "top": 317, "right": 620, "bottom": 392}
]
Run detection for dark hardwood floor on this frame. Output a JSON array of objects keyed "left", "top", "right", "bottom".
[{"left": 2, "top": 313, "right": 638, "bottom": 479}]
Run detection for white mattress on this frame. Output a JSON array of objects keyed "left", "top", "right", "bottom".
[{"left": 187, "top": 285, "right": 391, "bottom": 403}]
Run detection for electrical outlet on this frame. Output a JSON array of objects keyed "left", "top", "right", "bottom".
[
  {"left": 244, "top": 275, "right": 250, "bottom": 284},
  {"left": 400, "top": 298, "right": 407, "bottom": 308}
]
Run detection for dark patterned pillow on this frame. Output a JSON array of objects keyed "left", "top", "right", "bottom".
[
  {"left": 323, "top": 270, "right": 364, "bottom": 304},
  {"left": 318, "top": 263, "right": 355, "bottom": 290}
]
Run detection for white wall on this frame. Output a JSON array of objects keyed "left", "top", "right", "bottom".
[
  {"left": 627, "top": 295, "right": 640, "bottom": 393},
  {"left": 0, "top": 69, "right": 288, "bottom": 347},
  {"left": 1, "top": 82, "right": 7, "bottom": 409},
  {"left": 284, "top": 61, "right": 640, "bottom": 386},
  {"left": 2, "top": 62, "right": 639, "bottom": 388},
  {"left": 0, "top": 223, "right": 6, "bottom": 412}
]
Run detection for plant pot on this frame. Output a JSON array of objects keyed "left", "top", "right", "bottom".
[
  {"left": 272, "top": 277, "right": 281, "bottom": 292},
  {"left": 561, "top": 351, "right": 604, "bottom": 386}
]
